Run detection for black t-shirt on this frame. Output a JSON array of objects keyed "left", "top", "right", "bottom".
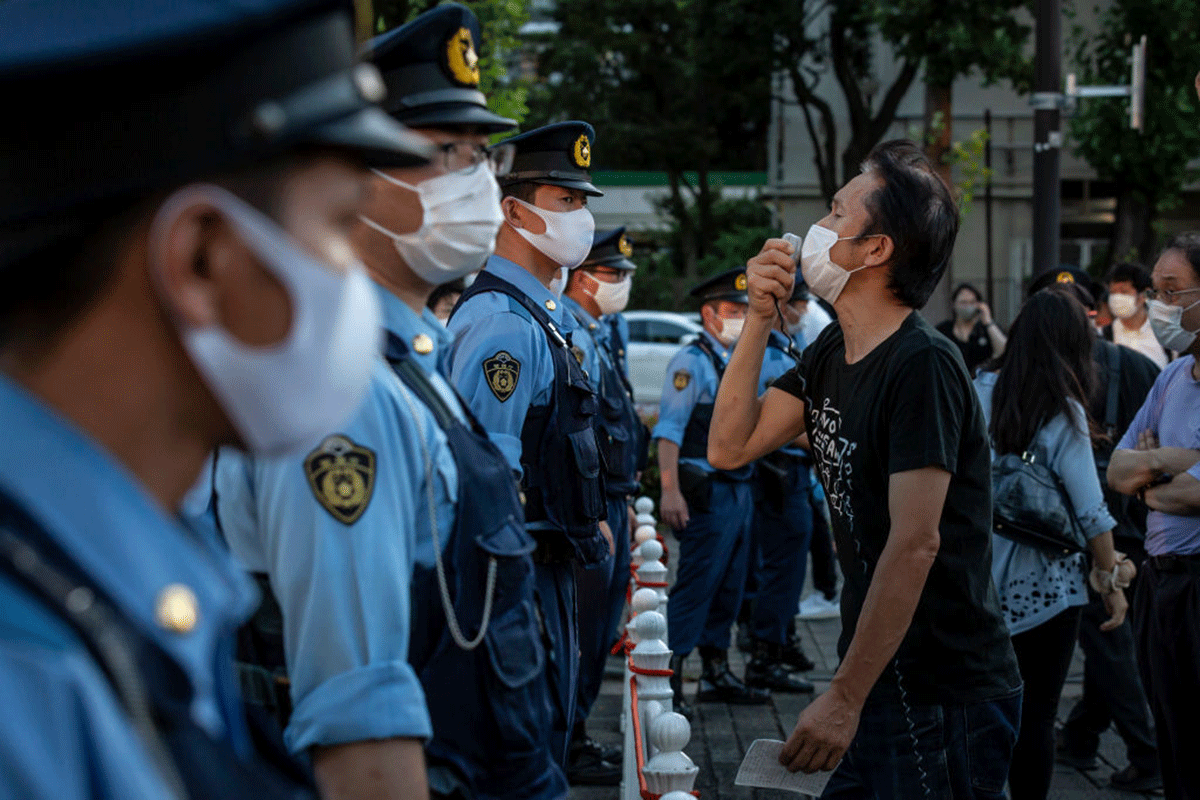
[
  {"left": 774, "top": 312, "right": 1021, "bottom": 707},
  {"left": 935, "top": 318, "right": 992, "bottom": 376}
]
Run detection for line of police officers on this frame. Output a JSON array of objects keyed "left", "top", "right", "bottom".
[{"left": 0, "top": 1, "right": 821, "bottom": 798}]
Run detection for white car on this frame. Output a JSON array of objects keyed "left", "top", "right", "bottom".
[{"left": 623, "top": 310, "right": 703, "bottom": 406}]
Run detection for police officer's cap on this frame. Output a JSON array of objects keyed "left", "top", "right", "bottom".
[
  {"left": 0, "top": 0, "right": 434, "bottom": 227},
  {"left": 1027, "top": 267, "right": 1100, "bottom": 301},
  {"left": 500, "top": 121, "right": 603, "bottom": 197},
  {"left": 366, "top": 4, "right": 516, "bottom": 133},
  {"left": 690, "top": 267, "right": 748, "bottom": 305},
  {"left": 578, "top": 227, "right": 636, "bottom": 272}
]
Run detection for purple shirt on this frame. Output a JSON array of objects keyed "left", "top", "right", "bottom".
[{"left": 1117, "top": 355, "right": 1200, "bottom": 555}]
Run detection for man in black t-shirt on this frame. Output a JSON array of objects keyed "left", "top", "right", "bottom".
[{"left": 709, "top": 140, "right": 1022, "bottom": 798}]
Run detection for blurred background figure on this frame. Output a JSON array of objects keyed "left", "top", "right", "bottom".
[
  {"left": 937, "top": 282, "right": 1007, "bottom": 376},
  {"left": 974, "top": 289, "right": 1134, "bottom": 800},
  {"left": 1102, "top": 262, "right": 1169, "bottom": 369},
  {"left": 427, "top": 277, "right": 466, "bottom": 324}
]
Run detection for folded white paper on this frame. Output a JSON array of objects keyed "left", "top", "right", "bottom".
[{"left": 734, "top": 739, "right": 836, "bottom": 797}]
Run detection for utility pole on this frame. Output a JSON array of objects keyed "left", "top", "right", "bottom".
[{"left": 1031, "top": 0, "right": 1062, "bottom": 279}]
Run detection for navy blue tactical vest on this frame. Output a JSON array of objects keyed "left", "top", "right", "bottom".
[
  {"left": 384, "top": 332, "right": 566, "bottom": 800},
  {"left": 455, "top": 272, "right": 608, "bottom": 565},
  {"left": 574, "top": 315, "right": 646, "bottom": 498},
  {"left": 679, "top": 336, "right": 753, "bottom": 481},
  {"left": 0, "top": 489, "right": 314, "bottom": 800}
]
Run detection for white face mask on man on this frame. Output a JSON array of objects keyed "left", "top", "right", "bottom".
[
  {"left": 510, "top": 197, "right": 595, "bottom": 269},
  {"left": 1148, "top": 298, "right": 1200, "bottom": 353},
  {"left": 1107, "top": 292, "right": 1140, "bottom": 320},
  {"left": 583, "top": 272, "right": 632, "bottom": 315},
  {"left": 715, "top": 315, "right": 744, "bottom": 347},
  {"left": 151, "top": 184, "right": 381, "bottom": 456},
  {"left": 800, "top": 223, "right": 878, "bottom": 304},
  {"left": 359, "top": 166, "right": 503, "bottom": 285}
]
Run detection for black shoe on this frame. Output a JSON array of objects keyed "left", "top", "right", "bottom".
[
  {"left": 571, "top": 734, "right": 622, "bottom": 765},
  {"left": 566, "top": 747, "right": 621, "bottom": 786},
  {"left": 736, "top": 623, "right": 753, "bottom": 653},
  {"left": 1110, "top": 764, "right": 1163, "bottom": 792},
  {"left": 669, "top": 653, "right": 694, "bottom": 719},
  {"left": 696, "top": 648, "right": 770, "bottom": 705},
  {"left": 780, "top": 638, "right": 816, "bottom": 673},
  {"left": 746, "top": 641, "right": 815, "bottom": 693},
  {"left": 1054, "top": 729, "right": 1097, "bottom": 770}
]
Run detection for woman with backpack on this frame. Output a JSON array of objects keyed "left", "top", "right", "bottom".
[{"left": 973, "top": 288, "right": 1135, "bottom": 799}]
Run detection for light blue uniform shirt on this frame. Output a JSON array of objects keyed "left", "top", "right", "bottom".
[
  {"left": 447, "top": 255, "right": 580, "bottom": 475},
  {"left": 1117, "top": 355, "right": 1200, "bottom": 556},
  {"left": 975, "top": 371, "right": 1118, "bottom": 635},
  {"left": 601, "top": 312, "right": 630, "bottom": 379},
  {"left": 561, "top": 294, "right": 606, "bottom": 387},
  {"left": 0, "top": 374, "right": 258, "bottom": 800},
  {"left": 760, "top": 330, "right": 806, "bottom": 458},
  {"left": 215, "top": 282, "right": 459, "bottom": 753},
  {"left": 652, "top": 330, "right": 732, "bottom": 476}
]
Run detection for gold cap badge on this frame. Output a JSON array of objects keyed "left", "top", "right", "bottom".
[
  {"left": 572, "top": 134, "right": 591, "bottom": 168},
  {"left": 445, "top": 26, "right": 480, "bottom": 87},
  {"left": 156, "top": 584, "right": 198, "bottom": 634},
  {"left": 735, "top": 273, "right": 748, "bottom": 291},
  {"left": 1056, "top": 271, "right": 1075, "bottom": 284},
  {"left": 619, "top": 235, "right": 633, "bottom": 258},
  {"left": 305, "top": 435, "right": 377, "bottom": 525}
]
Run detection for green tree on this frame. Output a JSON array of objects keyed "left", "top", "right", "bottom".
[
  {"left": 525, "top": 0, "right": 774, "bottom": 278},
  {"left": 372, "top": 0, "right": 532, "bottom": 125},
  {"left": 1069, "top": 0, "right": 1200, "bottom": 262}
]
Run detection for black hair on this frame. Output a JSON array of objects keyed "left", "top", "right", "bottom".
[
  {"left": 500, "top": 181, "right": 539, "bottom": 202},
  {"left": 0, "top": 151, "right": 314, "bottom": 353},
  {"left": 858, "top": 140, "right": 959, "bottom": 309},
  {"left": 427, "top": 277, "right": 466, "bottom": 311},
  {"left": 1162, "top": 232, "right": 1200, "bottom": 282},
  {"left": 1106, "top": 261, "right": 1151, "bottom": 292},
  {"left": 951, "top": 282, "right": 983, "bottom": 305},
  {"left": 988, "top": 289, "right": 1100, "bottom": 455}
]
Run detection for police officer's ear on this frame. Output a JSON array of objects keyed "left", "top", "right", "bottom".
[
  {"left": 500, "top": 194, "right": 547, "bottom": 235},
  {"left": 699, "top": 301, "right": 718, "bottom": 328}
]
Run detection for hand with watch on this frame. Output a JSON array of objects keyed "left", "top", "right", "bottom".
[{"left": 1089, "top": 551, "right": 1135, "bottom": 632}]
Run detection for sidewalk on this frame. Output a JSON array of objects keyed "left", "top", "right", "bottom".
[{"left": 571, "top": 535, "right": 1160, "bottom": 799}]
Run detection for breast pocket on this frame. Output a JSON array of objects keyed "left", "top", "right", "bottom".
[
  {"left": 483, "top": 598, "right": 548, "bottom": 751},
  {"left": 568, "top": 428, "right": 605, "bottom": 519}
]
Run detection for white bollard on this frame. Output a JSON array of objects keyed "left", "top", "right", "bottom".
[
  {"left": 626, "top": 588, "right": 661, "bottom": 645},
  {"left": 636, "top": 539, "right": 669, "bottom": 617},
  {"left": 631, "top": 611, "right": 674, "bottom": 724},
  {"left": 635, "top": 495, "right": 654, "bottom": 514},
  {"left": 635, "top": 512, "right": 657, "bottom": 528},
  {"left": 643, "top": 712, "right": 700, "bottom": 796}
]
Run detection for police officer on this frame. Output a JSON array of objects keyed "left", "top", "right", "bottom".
[
  {"left": 213, "top": 6, "right": 566, "bottom": 800},
  {"left": 447, "top": 121, "right": 612, "bottom": 772},
  {"left": 561, "top": 228, "right": 645, "bottom": 783},
  {"left": 742, "top": 318, "right": 816, "bottom": 694},
  {"left": 0, "top": 1, "right": 430, "bottom": 797},
  {"left": 656, "top": 268, "right": 770, "bottom": 715}
]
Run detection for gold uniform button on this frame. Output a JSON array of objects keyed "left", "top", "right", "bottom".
[
  {"left": 412, "top": 334, "right": 434, "bottom": 355},
  {"left": 589, "top": 323, "right": 598, "bottom": 331},
  {"left": 155, "top": 584, "right": 199, "bottom": 634},
  {"left": 545, "top": 299, "right": 557, "bottom": 311}
]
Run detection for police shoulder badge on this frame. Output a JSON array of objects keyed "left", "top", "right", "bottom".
[
  {"left": 305, "top": 435, "right": 376, "bottom": 525},
  {"left": 484, "top": 350, "right": 521, "bottom": 402},
  {"left": 572, "top": 134, "right": 591, "bottom": 168},
  {"left": 619, "top": 234, "right": 633, "bottom": 258},
  {"left": 735, "top": 273, "right": 748, "bottom": 291},
  {"left": 673, "top": 370, "right": 691, "bottom": 391},
  {"left": 444, "top": 26, "right": 480, "bottom": 87}
]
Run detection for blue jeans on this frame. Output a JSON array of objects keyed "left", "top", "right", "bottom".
[{"left": 821, "top": 688, "right": 1022, "bottom": 800}]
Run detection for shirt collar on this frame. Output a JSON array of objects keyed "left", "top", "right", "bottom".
[
  {"left": 561, "top": 294, "right": 602, "bottom": 333},
  {"left": 374, "top": 280, "right": 447, "bottom": 375},
  {"left": 483, "top": 255, "right": 569, "bottom": 326},
  {"left": 700, "top": 329, "right": 732, "bottom": 362},
  {"left": 0, "top": 373, "right": 256, "bottom": 730}
]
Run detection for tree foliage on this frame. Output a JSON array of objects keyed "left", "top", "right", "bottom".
[{"left": 1069, "top": 0, "right": 1200, "bottom": 261}]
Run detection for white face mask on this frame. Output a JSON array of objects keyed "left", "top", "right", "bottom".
[
  {"left": 360, "top": 166, "right": 503, "bottom": 284},
  {"left": 800, "top": 223, "right": 872, "bottom": 304},
  {"left": 547, "top": 265, "right": 569, "bottom": 298},
  {"left": 715, "top": 315, "right": 744, "bottom": 347},
  {"left": 584, "top": 272, "right": 632, "bottom": 315},
  {"left": 1108, "top": 292, "right": 1140, "bottom": 320},
  {"left": 151, "top": 185, "right": 381, "bottom": 456},
  {"left": 511, "top": 197, "right": 595, "bottom": 269},
  {"left": 1148, "top": 298, "right": 1200, "bottom": 353}
]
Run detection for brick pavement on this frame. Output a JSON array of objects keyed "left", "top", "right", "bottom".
[{"left": 570, "top": 532, "right": 1161, "bottom": 799}]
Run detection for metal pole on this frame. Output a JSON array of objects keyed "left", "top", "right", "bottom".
[
  {"left": 984, "top": 109, "right": 994, "bottom": 309},
  {"left": 1032, "top": 0, "right": 1062, "bottom": 279}
]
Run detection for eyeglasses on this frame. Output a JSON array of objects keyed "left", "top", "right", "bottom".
[
  {"left": 436, "top": 141, "right": 516, "bottom": 176},
  {"left": 1145, "top": 287, "right": 1200, "bottom": 304}
]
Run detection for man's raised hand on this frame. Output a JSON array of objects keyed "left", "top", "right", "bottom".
[{"left": 746, "top": 238, "right": 798, "bottom": 321}]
